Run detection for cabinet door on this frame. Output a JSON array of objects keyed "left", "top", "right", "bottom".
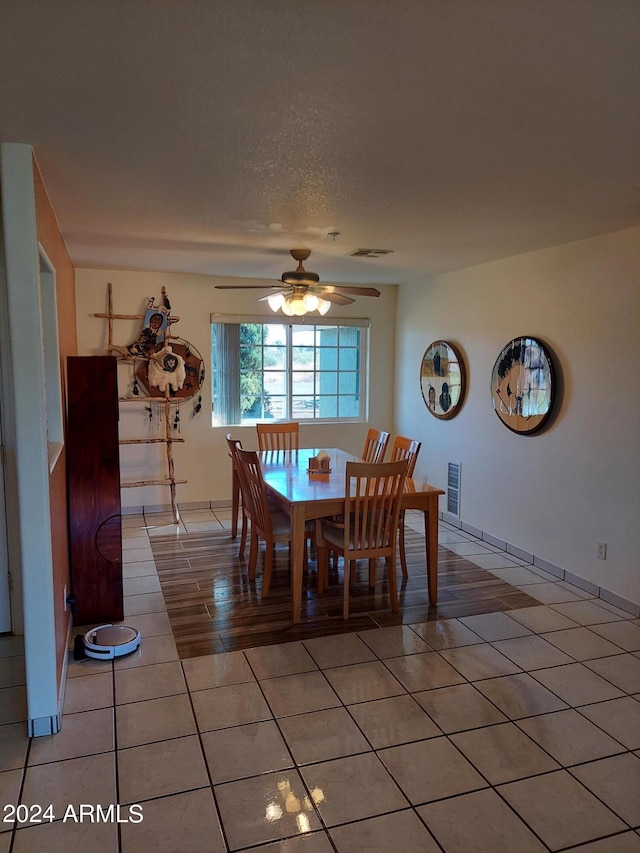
[{"left": 67, "top": 356, "right": 123, "bottom": 624}]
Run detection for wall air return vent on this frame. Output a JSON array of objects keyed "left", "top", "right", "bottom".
[
  {"left": 447, "top": 462, "right": 461, "bottom": 517},
  {"left": 348, "top": 249, "right": 394, "bottom": 258}
]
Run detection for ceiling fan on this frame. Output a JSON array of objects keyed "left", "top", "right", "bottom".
[{"left": 215, "top": 248, "right": 381, "bottom": 316}]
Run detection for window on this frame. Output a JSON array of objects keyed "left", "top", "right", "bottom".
[{"left": 211, "top": 316, "right": 369, "bottom": 425}]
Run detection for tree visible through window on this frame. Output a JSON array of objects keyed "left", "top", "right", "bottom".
[{"left": 211, "top": 319, "right": 368, "bottom": 426}]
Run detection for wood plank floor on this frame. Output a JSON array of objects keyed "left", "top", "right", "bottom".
[{"left": 150, "top": 526, "right": 540, "bottom": 659}]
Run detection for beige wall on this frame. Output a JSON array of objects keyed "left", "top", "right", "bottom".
[
  {"left": 75, "top": 268, "right": 397, "bottom": 508},
  {"left": 395, "top": 226, "right": 640, "bottom": 605}
]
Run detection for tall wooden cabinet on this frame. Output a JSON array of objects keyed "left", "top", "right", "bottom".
[{"left": 67, "top": 356, "right": 123, "bottom": 624}]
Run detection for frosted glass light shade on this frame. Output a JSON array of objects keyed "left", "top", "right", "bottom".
[
  {"left": 317, "top": 298, "right": 331, "bottom": 316},
  {"left": 267, "top": 292, "right": 286, "bottom": 311},
  {"left": 302, "top": 293, "right": 320, "bottom": 311},
  {"left": 281, "top": 299, "right": 294, "bottom": 316},
  {"left": 290, "top": 297, "right": 307, "bottom": 316}
]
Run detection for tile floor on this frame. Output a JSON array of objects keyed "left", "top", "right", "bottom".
[{"left": 0, "top": 510, "right": 639, "bottom": 851}]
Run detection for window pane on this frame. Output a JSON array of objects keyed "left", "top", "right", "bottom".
[
  {"left": 318, "top": 396, "right": 338, "bottom": 418},
  {"left": 339, "top": 347, "right": 359, "bottom": 370},
  {"left": 292, "top": 396, "right": 316, "bottom": 419},
  {"left": 263, "top": 371, "right": 287, "bottom": 395},
  {"left": 263, "top": 323, "right": 287, "bottom": 343},
  {"left": 338, "top": 394, "right": 360, "bottom": 418},
  {"left": 317, "top": 347, "right": 338, "bottom": 370},
  {"left": 292, "top": 326, "right": 316, "bottom": 346},
  {"left": 317, "top": 371, "right": 337, "bottom": 394},
  {"left": 338, "top": 372, "right": 358, "bottom": 394},
  {"left": 318, "top": 326, "right": 338, "bottom": 345},
  {"left": 241, "top": 395, "right": 267, "bottom": 420},
  {"left": 339, "top": 327, "right": 360, "bottom": 346},
  {"left": 264, "top": 346, "right": 286, "bottom": 369},
  {"left": 291, "top": 346, "right": 315, "bottom": 369},
  {"left": 292, "top": 370, "right": 314, "bottom": 394},
  {"left": 263, "top": 396, "right": 287, "bottom": 420}
]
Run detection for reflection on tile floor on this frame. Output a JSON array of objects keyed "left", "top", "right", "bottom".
[{"left": 1, "top": 509, "right": 639, "bottom": 851}]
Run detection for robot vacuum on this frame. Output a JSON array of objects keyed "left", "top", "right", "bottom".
[{"left": 77, "top": 624, "right": 141, "bottom": 660}]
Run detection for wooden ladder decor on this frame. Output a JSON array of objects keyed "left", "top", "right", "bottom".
[{"left": 95, "top": 283, "right": 189, "bottom": 524}]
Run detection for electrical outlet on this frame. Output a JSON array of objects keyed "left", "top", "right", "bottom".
[
  {"left": 64, "top": 585, "right": 67, "bottom": 611},
  {"left": 596, "top": 541, "right": 607, "bottom": 560}
]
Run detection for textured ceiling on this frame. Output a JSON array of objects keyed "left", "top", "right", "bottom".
[{"left": 1, "top": 0, "right": 639, "bottom": 286}]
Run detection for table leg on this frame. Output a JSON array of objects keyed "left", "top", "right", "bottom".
[
  {"left": 424, "top": 498, "right": 439, "bottom": 604},
  {"left": 290, "top": 504, "right": 306, "bottom": 624}
]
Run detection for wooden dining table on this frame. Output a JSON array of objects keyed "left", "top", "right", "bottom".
[{"left": 259, "top": 447, "right": 445, "bottom": 624}]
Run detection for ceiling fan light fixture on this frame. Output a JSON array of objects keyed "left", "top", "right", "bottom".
[
  {"left": 317, "top": 298, "right": 331, "bottom": 316},
  {"left": 302, "top": 292, "right": 320, "bottom": 311},
  {"left": 290, "top": 296, "right": 308, "bottom": 316},
  {"left": 267, "top": 292, "right": 286, "bottom": 312}
]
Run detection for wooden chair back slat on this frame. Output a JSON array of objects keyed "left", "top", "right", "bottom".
[
  {"left": 390, "top": 435, "right": 421, "bottom": 477},
  {"left": 345, "top": 459, "right": 409, "bottom": 558},
  {"left": 236, "top": 448, "right": 272, "bottom": 535},
  {"left": 361, "top": 428, "right": 390, "bottom": 463},
  {"left": 256, "top": 421, "right": 300, "bottom": 452}
]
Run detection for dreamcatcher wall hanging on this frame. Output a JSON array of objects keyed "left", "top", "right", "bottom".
[{"left": 134, "top": 337, "right": 206, "bottom": 430}]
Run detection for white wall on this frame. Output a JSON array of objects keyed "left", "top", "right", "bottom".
[
  {"left": 75, "top": 268, "right": 397, "bottom": 509},
  {"left": 395, "top": 226, "right": 640, "bottom": 605}
]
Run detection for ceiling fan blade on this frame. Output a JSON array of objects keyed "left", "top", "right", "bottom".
[
  {"left": 214, "top": 284, "right": 284, "bottom": 290},
  {"left": 320, "top": 285, "right": 381, "bottom": 298},
  {"left": 320, "top": 292, "right": 356, "bottom": 305}
]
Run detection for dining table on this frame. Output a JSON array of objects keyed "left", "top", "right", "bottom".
[{"left": 259, "top": 447, "right": 445, "bottom": 624}]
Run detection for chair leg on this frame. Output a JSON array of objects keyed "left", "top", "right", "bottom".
[
  {"left": 239, "top": 511, "right": 248, "bottom": 559},
  {"left": 262, "top": 541, "right": 274, "bottom": 597},
  {"left": 317, "top": 544, "right": 329, "bottom": 594},
  {"left": 248, "top": 531, "right": 258, "bottom": 580},
  {"left": 368, "top": 558, "right": 376, "bottom": 589},
  {"left": 399, "top": 512, "right": 408, "bottom": 579},
  {"left": 231, "top": 469, "right": 240, "bottom": 538},
  {"left": 343, "top": 560, "right": 351, "bottom": 619},
  {"left": 387, "top": 553, "right": 399, "bottom": 613}
]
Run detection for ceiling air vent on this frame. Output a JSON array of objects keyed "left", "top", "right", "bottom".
[
  {"left": 348, "top": 249, "right": 394, "bottom": 258},
  {"left": 447, "top": 462, "right": 461, "bottom": 517}
]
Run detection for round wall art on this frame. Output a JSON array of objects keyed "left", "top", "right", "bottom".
[
  {"left": 491, "top": 336, "right": 555, "bottom": 434},
  {"left": 135, "top": 337, "right": 204, "bottom": 401},
  {"left": 420, "top": 340, "right": 466, "bottom": 419}
]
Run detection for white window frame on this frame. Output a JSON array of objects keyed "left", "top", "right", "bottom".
[{"left": 210, "top": 314, "right": 370, "bottom": 427}]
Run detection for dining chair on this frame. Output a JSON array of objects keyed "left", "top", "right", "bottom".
[
  {"left": 325, "top": 428, "right": 390, "bottom": 573},
  {"left": 390, "top": 435, "right": 422, "bottom": 579},
  {"left": 361, "top": 428, "right": 390, "bottom": 463},
  {"left": 235, "top": 447, "right": 312, "bottom": 597},
  {"left": 225, "top": 434, "right": 248, "bottom": 557},
  {"left": 315, "top": 458, "right": 409, "bottom": 618},
  {"left": 256, "top": 421, "right": 300, "bottom": 452}
]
